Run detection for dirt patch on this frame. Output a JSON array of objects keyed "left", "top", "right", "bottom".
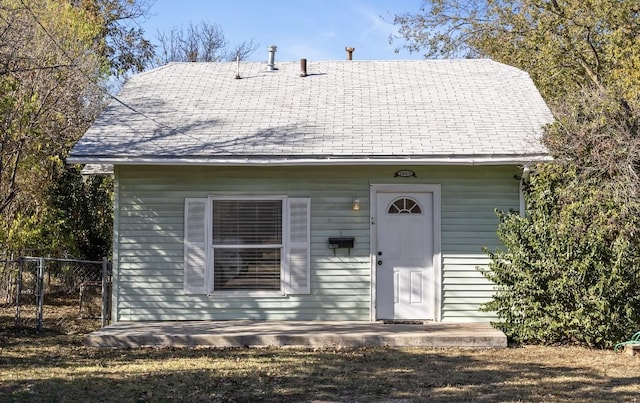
[
  {"left": 1, "top": 297, "right": 639, "bottom": 401},
  {"left": 0, "top": 292, "right": 101, "bottom": 336},
  {"left": 1, "top": 332, "right": 639, "bottom": 402}
]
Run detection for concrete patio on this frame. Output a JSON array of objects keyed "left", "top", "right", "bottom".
[{"left": 84, "top": 321, "right": 507, "bottom": 348}]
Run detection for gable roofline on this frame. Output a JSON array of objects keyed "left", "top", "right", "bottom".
[
  {"left": 67, "top": 154, "right": 552, "bottom": 167},
  {"left": 70, "top": 59, "right": 553, "bottom": 162}
]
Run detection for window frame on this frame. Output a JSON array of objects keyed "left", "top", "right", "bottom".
[
  {"left": 183, "top": 195, "right": 311, "bottom": 297},
  {"left": 387, "top": 197, "right": 423, "bottom": 215},
  {"left": 209, "top": 195, "right": 286, "bottom": 296}
]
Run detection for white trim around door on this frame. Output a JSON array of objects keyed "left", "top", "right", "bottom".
[{"left": 370, "top": 184, "right": 442, "bottom": 321}]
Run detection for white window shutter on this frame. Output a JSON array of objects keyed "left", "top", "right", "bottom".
[
  {"left": 184, "top": 198, "right": 208, "bottom": 294},
  {"left": 285, "top": 198, "right": 311, "bottom": 294}
]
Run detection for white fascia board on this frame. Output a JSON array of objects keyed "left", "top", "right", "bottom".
[{"left": 66, "top": 154, "right": 553, "bottom": 167}]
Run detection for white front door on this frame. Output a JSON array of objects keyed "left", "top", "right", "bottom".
[{"left": 375, "top": 191, "right": 435, "bottom": 320}]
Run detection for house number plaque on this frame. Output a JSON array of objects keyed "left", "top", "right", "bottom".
[{"left": 394, "top": 170, "right": 416, "bottom": 178}]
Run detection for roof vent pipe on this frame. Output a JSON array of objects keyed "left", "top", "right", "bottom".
[
  {"left": 267, "top": 45, "right": 278, "bottom": 70},
  {"left": 345, "top": 47, "right": 355, "bottom": 60},
  {"left": 235, "top": 56, "right": 241, "bottom": 79},
  {"left": 300, "top": 58, "right": 307, "bottom": 77}
]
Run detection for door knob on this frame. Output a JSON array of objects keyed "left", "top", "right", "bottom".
[
  {"left": 377, "top": 251, "right": 382, "bottom": 256},
  {"left": 377, "top": 260, "right": 382, "bottom": 265}
]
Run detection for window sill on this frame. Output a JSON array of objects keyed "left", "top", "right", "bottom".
[{"left": 207, "top": 290, "right": 286, "bottom": 298}]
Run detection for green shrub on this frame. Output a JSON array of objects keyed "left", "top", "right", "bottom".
[{"left": 482, "top": 164, "right": 640, "bottom": 347}]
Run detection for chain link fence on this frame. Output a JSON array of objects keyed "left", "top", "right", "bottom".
[{"left": 0, "top": 257, "right": 111, "bottom": 333}]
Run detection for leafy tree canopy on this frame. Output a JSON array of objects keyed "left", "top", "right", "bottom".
[
  {"left": 74, "top": 0, "right": 155, "bottom": 77},
  {"left": 0, "top": 0, "right": 153, "bottom": 258},
  {"left": 393, "top": 0, "right": 640, "bottom": 102}
]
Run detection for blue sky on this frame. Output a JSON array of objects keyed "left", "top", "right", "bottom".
[{"left": 140, "top": 0, "right": 424, "bottom": 62}]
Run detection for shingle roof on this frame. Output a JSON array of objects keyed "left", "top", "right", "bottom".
[{"left": 69, "top": 59, "right": 552, "bottom": 166}]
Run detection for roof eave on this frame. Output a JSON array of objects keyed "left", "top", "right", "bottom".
[{"left": 67, "top": 154, "right": 553, "bottom": 167}]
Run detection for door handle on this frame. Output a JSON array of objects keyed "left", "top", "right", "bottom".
[{"left": 377, "top": 260, "right": 382, "bottom": 265}]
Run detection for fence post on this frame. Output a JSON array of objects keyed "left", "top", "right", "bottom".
[
  {"left": 101, "top": 257, "right": 108, "bottom": 327},
  {"left": 36, "top": 257, "right": 45, "bottom": 333},
  {"left": 15, "top": 257, "right": 23, "bottom": 326}
]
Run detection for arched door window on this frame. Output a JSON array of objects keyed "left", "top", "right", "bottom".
[{"left": 387, "top": 197, "right": 422, "bottom": 214}]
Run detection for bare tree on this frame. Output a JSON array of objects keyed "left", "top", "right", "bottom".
[
  {"left": 228, "top": 39, "right": 259, "bottom": 62},
  {"left": 154, "top": 21, "right": 258, "bottom": 65}
]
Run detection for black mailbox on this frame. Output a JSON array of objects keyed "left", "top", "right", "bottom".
[{"left": 328, "top": 237, "right": 355, "bottom": 249}]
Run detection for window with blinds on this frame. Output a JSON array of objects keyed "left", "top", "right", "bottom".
[
  {"left": 211, "top": 200, "right": 283, "bottom": 291},
  {"left": 184, "top": 196, "right": 310, "bottom": 296}
]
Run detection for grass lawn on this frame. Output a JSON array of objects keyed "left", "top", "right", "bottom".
[
  {"left": 1, "top": 294, "right": 639, "bottom": 401},
  {"left": 1, "top": 328, "right": 639, "bottom": 402}
]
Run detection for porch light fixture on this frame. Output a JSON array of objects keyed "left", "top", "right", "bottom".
[{"left": 352, "top": 197, "right": 360, "bottom": 211}]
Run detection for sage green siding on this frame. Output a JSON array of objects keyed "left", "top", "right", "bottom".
[{"left": 112, "top": 165, "right": 518, "bottom": 322}]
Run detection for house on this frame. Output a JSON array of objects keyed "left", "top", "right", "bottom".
[{"left": 68, "top": 55, "right": 552, "bottom": 323}]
